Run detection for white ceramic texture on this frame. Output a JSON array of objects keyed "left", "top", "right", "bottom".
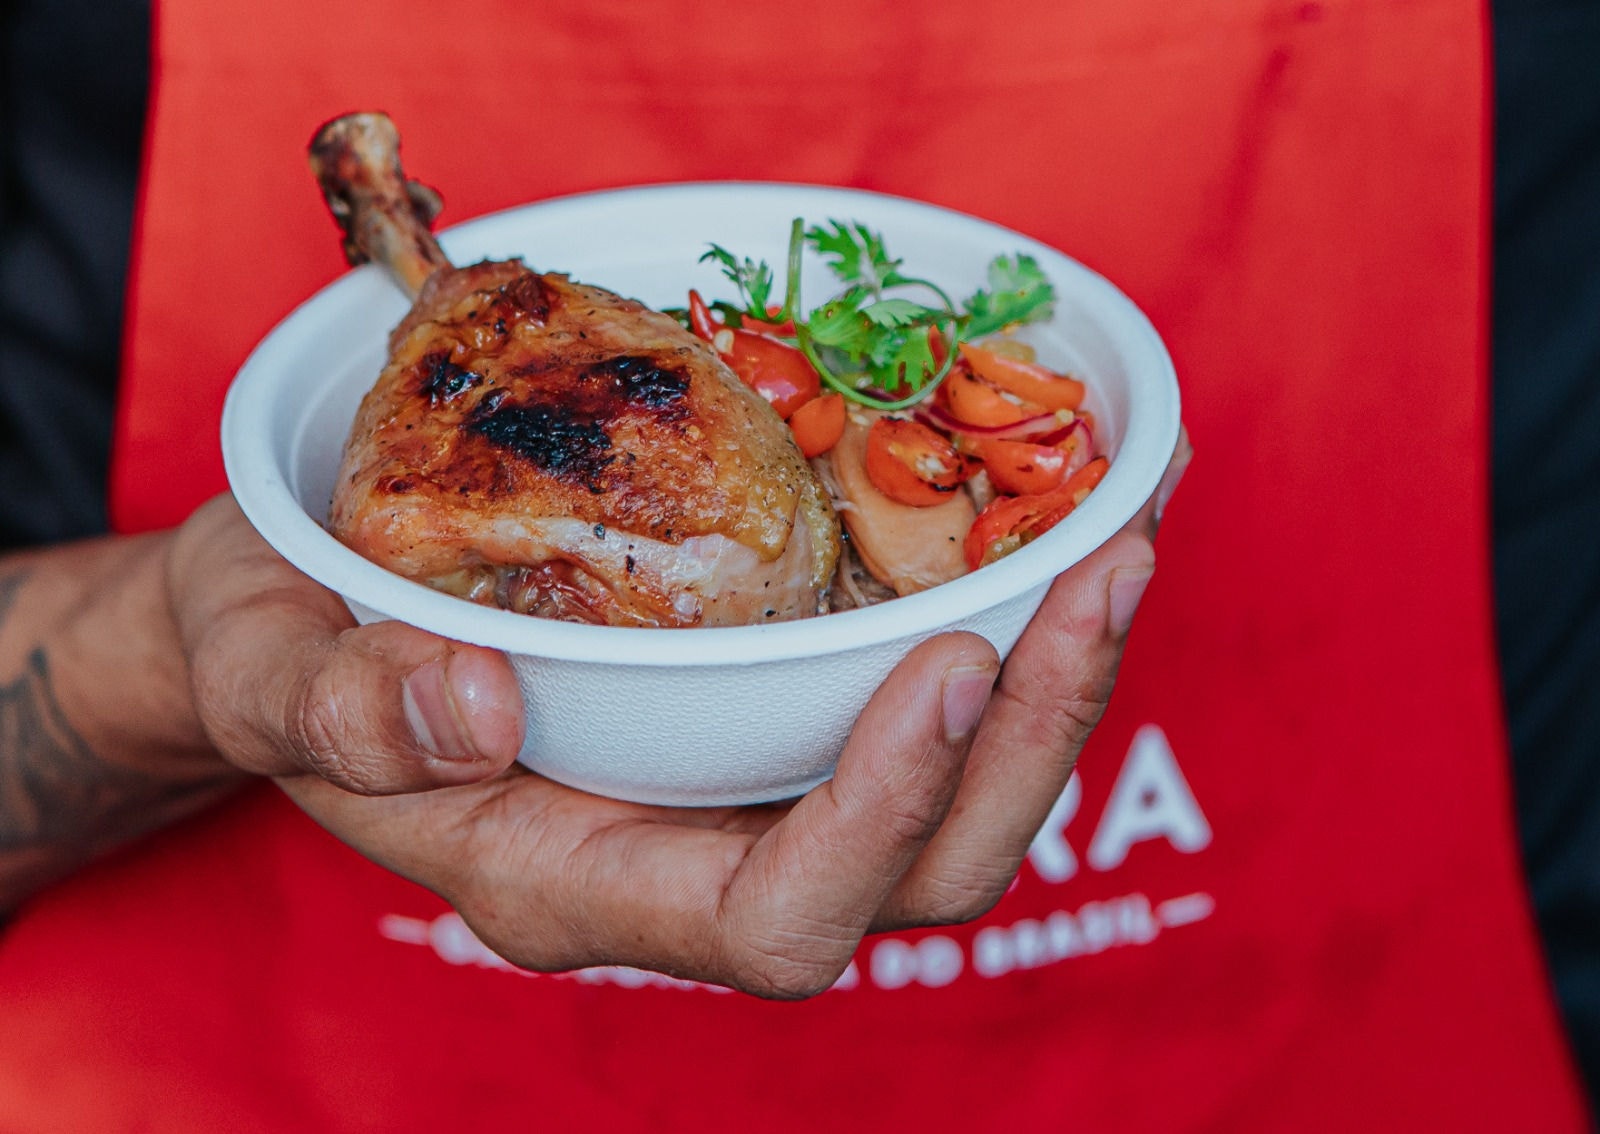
[{"left": 222, "top": 183, "right": 1180, "bottom": 806}]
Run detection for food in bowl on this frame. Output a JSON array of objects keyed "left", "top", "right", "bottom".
[
  {"left": 309, "top": 113, "right": 1105, "bottom": 629},
  {"left": 222, "top": 131, "right": 1178, "bottom": 805}
]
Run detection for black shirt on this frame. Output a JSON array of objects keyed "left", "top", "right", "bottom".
[
  {"left": 0, "top": 0, "right": 145, "bottom": 547},
  {"left": 1491, "top": 0, "right": 1600, "bottom": 1108}
]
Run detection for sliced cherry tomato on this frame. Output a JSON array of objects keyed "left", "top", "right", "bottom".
[
  {"left": 939, "top": 364, "right": 1040, "bottom": 428},
  {"left": 687, "top": 289, "right": 719, "bottom": 341},
  {"left": 865, "top": 417, "right": 969, "bottom": 507},
  {"left": 788, "top": 392, "right": 846, "bottom": 458},
  {"left": 740, "top": 306, "right": 797, "bottom": 337},
  {"left": 977, "top": 438, "right": 1070, "bottom": 496},
  {"left": 717, "top": 328, "right": 820, "bottom": 420},
  {"left": 964, "top": 457, "right": 1109, "bottom": 570},
  {"left": 960, "top": 342, "right": 1086, "bottom": 412}
]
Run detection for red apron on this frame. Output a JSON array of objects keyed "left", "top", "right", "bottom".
[{"left": 0, "top": 0, "right": 1585, "bottom": 1129}]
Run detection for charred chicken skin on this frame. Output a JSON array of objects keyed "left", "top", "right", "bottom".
[{"left": 310, "top": 114, "right": 839, "bottom": 627}]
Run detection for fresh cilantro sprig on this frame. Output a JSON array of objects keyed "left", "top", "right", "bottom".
[
  {"left": 804, "top": 221, "right": 915, "bottom": 295},
  {"left": 699, "top": 218, "right": 1057, "bottom": 409},
  {"left": 962, "top": 254, "right": 1056, "bottom": 339},
  {"left": 699, "top": 245, "right": 777, "bottom": 316}
]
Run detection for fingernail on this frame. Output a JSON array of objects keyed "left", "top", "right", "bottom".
[
  {"left": 402, "top": 658, "right": 482, "bottom": 761},
  {"left": 1108, "top": 567, "right": 1154, "bottom": 638},
  {"left": 942, "top": 664, "right": 998, "bottom": 743}
]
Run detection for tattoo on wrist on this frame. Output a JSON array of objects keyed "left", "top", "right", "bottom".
[
  {"left": 0, "top": 647, "right": 177, "bottom": 852},
  {"left": 0, "top": 569, "right": 225, "bottom": 903}
]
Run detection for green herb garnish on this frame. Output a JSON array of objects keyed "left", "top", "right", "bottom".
[{"left": 698, "top": 218, "right": 1056, "bottom": 409}]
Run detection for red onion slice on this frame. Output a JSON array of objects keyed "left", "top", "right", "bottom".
[
  {"left": 1033, "top": 416, "right": 1094, "bottom": 450},
  {"left": 914, "top": 402, "right": 1065, "bottom": 440}
]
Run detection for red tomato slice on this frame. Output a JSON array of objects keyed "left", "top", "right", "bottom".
[
  {"left": 740, "top": 306, "right": 797, "bottom": 336},
  {"left": 977, "top": 438, "right": 1070, "bottom": 496},
  {"left": 687, "top": 289, "right": 719, "bottom": 341},
  {"left": 865, "top": 417, "right": 969, "bottom": 507},
  {"left": 717, "top": 329, "right": 820, "bottom": 420},
  {"left": 959, "top": 342, "right": 1086, "bottom": 411},
  {"left": 789, "top": 392, "right": 846, "bottom": 457},
  {"left": 938, "top": 365, "right": 1040, "bottom": 428},
  {"left": 964, "top": 457, "right": 1109, "bottom": 570}
]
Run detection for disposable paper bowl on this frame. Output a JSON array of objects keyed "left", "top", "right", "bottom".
[{"left": 222, "top": 183, "right": 1179, "bottom": 806}]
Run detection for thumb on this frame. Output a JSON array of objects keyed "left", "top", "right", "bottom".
[{"left": 170, "top": 495, "right": 525, "bottom": 794}]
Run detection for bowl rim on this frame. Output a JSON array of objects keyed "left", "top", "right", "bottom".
[{"left": 222, "top": 181, "right": 1180, "bottom": 667}]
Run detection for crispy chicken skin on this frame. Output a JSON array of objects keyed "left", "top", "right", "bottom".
[{"left": 312, "top": 114, "right": 838, "bottom": 627}]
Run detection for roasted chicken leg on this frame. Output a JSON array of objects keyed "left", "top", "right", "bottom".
[{"left": 310, "top": 114, "right": 839, "bottom": 627}]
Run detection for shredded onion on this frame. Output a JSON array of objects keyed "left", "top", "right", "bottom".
[{"left": 833, "top": 541, "right": 873, "bottom": 611}]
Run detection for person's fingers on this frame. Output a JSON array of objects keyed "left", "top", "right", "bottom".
[
  {"left": 510, "top": 631, "right": 997, "bottom": 997},
  {"left": 168, "top": 495, "right": 525, "bottom": 793},
  {"left": 691, "top": 631, "right": 998, "bottom": 995},
  {"left": 874, "top": 527, "right": 1155, "bottom": 929},
  {"left": 281, "top": 632, "right": 996, "bottom": 998}
]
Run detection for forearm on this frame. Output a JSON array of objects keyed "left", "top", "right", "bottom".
[{"left": 0, "top": 532, "right": 242, "bottom": 914}]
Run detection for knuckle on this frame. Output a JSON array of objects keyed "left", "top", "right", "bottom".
[
  {"left": 294, "top": 686, "right": 346, "bottom": 772},
  {"left": 722, "top": 927, "right": 854, "bottom": 1001},
  {"left": 180, "top": 589, "right": 386, "bottom": 784},
  {"left": 291, "top": 671, "right": 392, "bottom": 795},
  {"left": 1057, "top": 684, "right": 1114, "bottom": 744},
  {"left": 184, "top": 622, "right": 277, "bottom": 765},
  {"left": 922, "top": 880, "right": 1009, "bottom": 927},
  {"left": 872, "top": 787, "right": 949, "bottom": 848},
  {"left": 736, "top": 953, "right": 844, "bottom": 1001},
  {"left": 898, "top": 864, "right": 1014, "bottom": 929},
  {"left": 994, "top": 679, "right": 1109, "bottom": 757}
]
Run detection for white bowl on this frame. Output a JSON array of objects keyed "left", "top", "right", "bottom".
[{"left": 222, "top": 183, "right": 1179, "bottom": 806}]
